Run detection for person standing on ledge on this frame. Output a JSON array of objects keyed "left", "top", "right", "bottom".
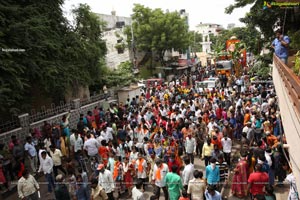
[
  {"left": 103, "top": 85, "right": 108, "bottom": 101},
  {"left": 272, "top": 29, "right": 290, "bottom": 64}
]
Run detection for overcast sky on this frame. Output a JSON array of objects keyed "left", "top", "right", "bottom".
[{"left": 63, "top": 0, "right": 253, "bottom": 30}]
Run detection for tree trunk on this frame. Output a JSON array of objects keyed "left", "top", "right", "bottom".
[{"left": 138, "top": 51, "right": 151, "bottom": 67}]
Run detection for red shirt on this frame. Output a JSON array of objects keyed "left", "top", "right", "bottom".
[
  {"left": 168, "top": 160, "right": 181, "bottom": 175},
  {"left": 216, "top": 107, "right": 223, "bottom": 120},
  {"left": 248, "top": 172, "right": 269, "bottom": 195}
]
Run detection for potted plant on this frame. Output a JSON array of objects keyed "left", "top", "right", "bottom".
[
  {"left": 115, "top": 43, "right": 125, "bottom": 54},
  {"left": 293, "top": 51, "right": 300, "bottom": 77}
]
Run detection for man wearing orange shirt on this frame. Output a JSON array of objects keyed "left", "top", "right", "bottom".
[
  {"left": 266, "top": 131, "right": 279, "bottom": 149},
  {"left": 243, "top": 109, "right": 251, "bottom": 125}
]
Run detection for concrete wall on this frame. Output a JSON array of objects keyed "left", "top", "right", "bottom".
[
  {"left": 118, "top": 86, "right": 141, "bottom": 104},
  {"left": 96, "top": 13, "right": 131, "bottom": 30},
  {"left": 0, "top": 98, "right": 108, "bottom": 146},
  {"left": 273, "top": 63, "right": 300, "bottom": 194},
  {"left": 103, "top": 29, "right": 130, "bottom": 69}
]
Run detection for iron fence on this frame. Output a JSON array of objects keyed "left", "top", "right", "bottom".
[
  {"left": 0, "top": 116, "right": 20, "bottom": 134},
  {"left": 29, "top": 101, "right": 72, "bottom": 123},
  {"left": 0, "top": 90, "right": 119, "bottom": 133}
]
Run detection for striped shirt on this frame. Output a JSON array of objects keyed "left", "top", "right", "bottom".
[{"left": 216, "top": 161, "right": 229, "bottom": 182}]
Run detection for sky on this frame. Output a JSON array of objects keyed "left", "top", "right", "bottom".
[{"left": 63, "top": 0, "right": 253, "bottom": 30}]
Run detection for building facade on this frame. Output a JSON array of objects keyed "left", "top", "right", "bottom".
[
  {"left": 195, "top": 22, "right": 224, "bottom": 36},
  {"left": 96, "top": 11, "right": 131, "bottom": 69}
]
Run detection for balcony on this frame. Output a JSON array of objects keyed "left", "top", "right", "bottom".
[{"left": 272, "top": 55, "right": 300, "bottom": 193}]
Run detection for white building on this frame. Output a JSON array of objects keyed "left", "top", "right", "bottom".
[
  {"left": 195, "top": 22, "right": 224, "bottom": 36},
  {"left": 96, "top": 10, "right": 132, "bottom": 30},
  {"left": 96, "top": 11, "right": 131, "bottom": 69},
  {"left": 180, "top": 9, "right": 189, "bottom": 27},
  {"left": 227, "top": 23, "right": 235, "bottom": 30}
]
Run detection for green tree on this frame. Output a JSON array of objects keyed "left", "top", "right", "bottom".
[
  {"left": 0, "top": 1, "right": 107, "bottom": 118},
  {"left": 215, "top": 27, "right": 261, "bottom": 55},
  {"left": 125, "top": 4, "right": 190, "bottom": 67},
  {"left": 225, "top": 0, "right": 300, "bottom": 40},
  {"left": 189, "top": 31, "right": 203, "bottom": 52},
  {"left": 70, "top": 4, "right": 107, "bottom": 91},
  {"left": 104, "top": 61, "right": 137, "bottom": 87}
]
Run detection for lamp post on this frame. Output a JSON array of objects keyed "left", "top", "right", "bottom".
[{"left": 130, "top": 22, "right": 136, "bottom": 69}]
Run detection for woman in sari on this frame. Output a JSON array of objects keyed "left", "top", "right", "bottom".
[
  {"left": 60, "top": 134, "right": 69, "bottom": 157},
  {"left": 61, "top": 113, "right": 71, "bottom": 139},
  {"left": 123, "top": 157, "right": 134, "bottom": 197},
  {"left": 98, "top": 140, "right": 109, "bottom": 167},
  {"left": 231, "top": 151, "right": 248, "bottom": 198}
]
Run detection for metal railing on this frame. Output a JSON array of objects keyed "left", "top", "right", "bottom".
[
  {"left": 0, "top": 91, "right": 117, "bottom": 133},
  {"left": 0, "top": 116, "right": 20, "bottom": 133},
  {"left": 29, "top": 101, "right": 72, "bottom": 123},
  {"left": 80, "top": 93, "right": 107, "bottom": 107},
  {"left": 273, "top": 55, "right": 300, "bottom": 116}
]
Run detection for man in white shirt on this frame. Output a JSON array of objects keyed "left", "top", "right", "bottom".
[
  {"left": 84, "top": 133, "right": 99, "bottom": 158},
  {"left": 38, "top": 151, "right": 55, "bottom": 194},
  {"left": 49, "top": 145, "right": 66, "bottom": 177},
  {"left": 70, "top": 130, "right": 83, "bottom": 164},
  {"left": 105, "top": 125, "right": 114, "bottom": 141},
  {"left": 243, "top": 122, "right": 254, "bottom": 145},
  {"left": 207, "top": 117, "right": 218, "bottom": 135},
  {"left": 97, "top": 164, "right": 115, "bottom": 200},
  {"left": 129, "top": 146, "right": 139, "bottom": 163},
  {"left": 100, "top": 126, "right": 114, "bottom": 143},
  {"left": 185, "top": 133, "right": 197, "bottom": 164},
  {"left": 221, "top": 134, "right": 232, "bottom": 166},
  {"left": 182, "top": 156, "right": 195, "bottom": 190},
  {"left": 187, "top": 170, "right": 206, "bottom": 200},
  {"left": 261, "top": 99, "right": 269, "bottom": 114},
  {"left": 135, "top": 153, "right": 148, "bottom": 190},
  {"left": 132, "top": 179, "right": 146, "bottom": 200},
  {"left": 17, "top": 170, "right": 39, "bottom": 200},
  {"left": 152, "top": 159, "right": 169, "bottom": 199}
]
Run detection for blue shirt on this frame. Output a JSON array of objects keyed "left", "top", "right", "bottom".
[
  {"left": 205, "top": 165, "right": 220, "bottom": 185},
  {"left": 272, "top": 36, "right": 290, "bottom": 59},
  {"left": 204, "top": 189, "right": 222, "bottom": 200},
  {"left": 24, "top": 142, "right": 37, "bottom": 157}
]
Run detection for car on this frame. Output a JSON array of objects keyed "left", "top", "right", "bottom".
[{"left": 195, "top": 80, "right": 217, "bottom": 92}]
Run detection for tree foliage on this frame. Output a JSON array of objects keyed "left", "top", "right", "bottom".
[
  {"left": 189, "top": 31, "right": 203, "bottom": 52},
  {"left": 125, "top": 4, "right": 190, "bottom": 66},
  {"left": 225, "top": 0, "right": 300, "bottom": 40},
  {"left": 103, "top": 61, "right": 137, "bottom": 87},
  {"left": 249, "top": 54, "right": 272, "bottom": 78},
  {"left": 0, "top": 1, "right": 106, "bottom": 117},
  {"left": 215, "top": 27, "right": 261, "bottom": 55}
]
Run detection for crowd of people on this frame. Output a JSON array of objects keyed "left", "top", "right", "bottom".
[{"left": 0, "top": 70, "right": 298, "bottom": 200}]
